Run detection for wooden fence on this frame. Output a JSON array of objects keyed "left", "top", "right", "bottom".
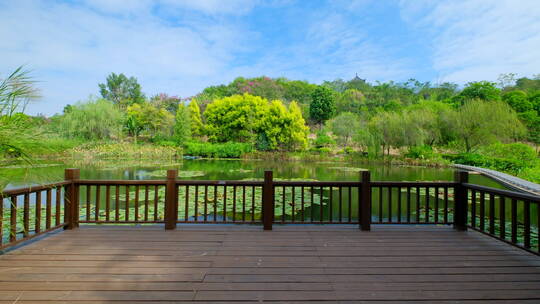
[{"left": 1, "top": 169, "right": 538, "bottom": 255}]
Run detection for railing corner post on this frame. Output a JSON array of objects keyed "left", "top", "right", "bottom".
[
  {"left": 263, "top": 170, "right": 274, "bottom": 230},
  {"left": 64, "top": 168, "right": 80, "bottom": 230},
  {"left": 165, "top": 169, "right": 178, "bottom": 230},
  {"left": 360, "top": 170, "right": 371, "bottom": 231},
  {"left": 454, "top": 170, "right": 469, "bottom": 231}
]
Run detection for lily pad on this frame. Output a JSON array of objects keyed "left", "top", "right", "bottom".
[
  {"left": 144, "top": 170, "right": 205, "bottom": 178},
  {"left": 229, "top": 169, "right": 253, "bottom": 173},
  {"left": 328, "top": 167, "right": 367, "bottom": 172}
]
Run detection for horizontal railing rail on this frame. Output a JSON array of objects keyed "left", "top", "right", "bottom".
[
  {"left": 2, "top": 168, "right": 539, "bottom": 255},
  {"left": 463, "top": 183, "right": 539, "bottom": 254},
  {"left": 0, "top": 173, "right": 74, "bottom": 250}
]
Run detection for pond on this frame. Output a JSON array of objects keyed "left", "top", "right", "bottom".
[
  {"left": 1, "top": 158, "right": 506, "bottom": 190},
  {"left": 1, "top": 158, "right": 538, "bottom": 247}
]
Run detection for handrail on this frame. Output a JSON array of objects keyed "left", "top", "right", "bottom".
[
  {"left": 463, "top": 183, "right": 540, "bottom": 203},
  {"left": 2, "top": 169, "right": 538, "bottom": 254},
  {"left": 1, "top": 181, "right": 71, "bottom": 196}
]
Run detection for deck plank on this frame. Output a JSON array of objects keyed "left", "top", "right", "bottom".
[{"left": 0, "top": 225, "right": 538, "bottom": 303}]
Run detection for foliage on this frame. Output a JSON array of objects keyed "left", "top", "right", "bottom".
[
  {"left": 276, "top": 78, "right": 318, "bottom": 104},
  {"left": 328, "top": 112, "right": 362, "bottom": 146},
  {"left": 204, "top": 94, "right": 308, "bottom": 151},
  {"left": 502, "top": 90, "right": 532, "bottom": 112},
  {"left": 0, "top": 66, "right": 39, "bottom": 117},
  {"left": 184, "top": 142, "right": 252, "bottom": 158},
  {"left": 515, "top": 76, "right": 540, "bottom": 92},
  {"left": 204, "top": 93, "right": 268, "bottom": 143},
  {"left": 518, "top": 110, "right": 540, "bottom": 144},
  {"left": 309, "top": 86, "right": 336, "bottom": 124},
  {"left": 479, "top": 142, "right": 537, "bottom": 163},
  {"left": 336, "top": 89, "right": 365, "bottom": 113},
  {"left": 231, "top": 76, "right": 285, "bottom": 101},
  {"left": 126, "top": 102, "right": 174, "bottom": 139},
  {"left": 259, "top": 101, "right": 309, "bottom": 151},
  {"left": 52, "top": 98, "right": 124, "bottom": 140},
  {"left": 149, "top": 93, "right": 180, "bottom": 114},
  {"left": 404, "top": 145, "right": 435, "bottom": 159},
  {"left": 68, "top": 142, "right": 181, "bottom": 159},
  {"left": 444, "top": 153, "right": 529, "bottom": 174},
  {"left": 99, "top": 73, "right": 145, "bottom": 108},
  {"left": 0, "top": 67, "right": 41, "bottom": 162},
  {"left": 453, "top": 81, "right": 501, "bottom": 104},
  {"left": 313, "top": 129, "right": 335, "bottom": 148},
  {"left": 188, "top": 99, "right": 203, "bottom": 138},
  {"left": 174, "top": 103, "right": 191, "bottom": 146},
  {"left": 451, "top": 100, "right": 525, "bottom": 152}
]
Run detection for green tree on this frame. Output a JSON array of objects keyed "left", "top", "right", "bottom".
[
  {"left": 309, "top": 86, "right": 336, "bottom": 125},
  {"left": 205, "top": 93, "right": 268, "bottom": 143},
  {"left": 231, "top": 76, "right": 285, "bottom": 101},
  {"left": 328, "top": 112, "right": 362, "bottom": 146},
  {"left": 204, "top": 94, "right": 308, "bottom": 151},
  {"left": 454, "top": 81, "right": 501, "bottom": 104},
  {"left": 188, "top": 99, "right": 203, "bottom": 138},
  {"left": 54, "top": 98, "right": 124, "bottom": 140},
  {"left": 336, "top": 89, "right": 365, "bottom": 114},
  {"left": 452, "top": 100, "right": 525, "bottom": 152},
  {"left": 99, "top": 73, "right": 145, "bottom": 108},
  {"left": 149, "top": 93, "right": 180, "bottom": 114},
  {"left": 126, "top": 102, "right": 173, "bottom": 140},
  {"left": 515, "top": 77, "right": 540, "bottom": 92},
  {"left": 502, "top": 90, "right": 532, "bottom": 112},
  {"left": 174, "top": 103, "right": 191, "bottom": 145},
  {"left": 518, "top": 110, "right": 540, "bottom": 144},
  {"left": 277, "top": 78, "right": 318, "bottom": 104}
]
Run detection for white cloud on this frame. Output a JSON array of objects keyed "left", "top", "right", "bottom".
[
  {"left": 0, "top": 0, "right": 255, "bottom": 115},
  {"left": 399, "top": 0, "right": 540, "bottom": 83},
  {"left": 162, "top": 0, "right": 258, "bottom": 15},
  {"left": 242, "top": 10, "right": 413, "bottom": 83}
]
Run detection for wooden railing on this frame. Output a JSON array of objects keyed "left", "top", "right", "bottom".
[
  {"left": 464, "top": 182, "right": 540, "bottom": 255},
  {"left": 1, "top": 169, "right": 538, "bottom": 254}
]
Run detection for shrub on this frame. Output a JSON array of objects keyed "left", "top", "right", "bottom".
[
  {"left": 443, "top": 153, "right": 528, "bottom": 174},
  {"left": 404, "top": 145, "right": 434, "bottom": 159},
  {"left": 184, "top": 142, "right": 253, "bottom": 158},
  {"left": 480, "top": 142, "right": 537, "bottom": 163}
]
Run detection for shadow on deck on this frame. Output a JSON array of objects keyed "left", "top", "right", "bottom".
[{"left": 0, "top": 225, "right": 539, "bottom": 303}]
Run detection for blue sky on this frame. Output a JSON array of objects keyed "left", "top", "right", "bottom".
[{"left": 1, "top": 0, "right": 539, "bottom": 116}]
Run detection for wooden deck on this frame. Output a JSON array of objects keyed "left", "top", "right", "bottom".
[{"left": 0, "top": 225, "right": 539, "bottom": 303}]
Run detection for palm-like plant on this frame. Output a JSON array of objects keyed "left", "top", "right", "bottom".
[{"left": 0, "top": 66, "right": 39, "bottom": 117}]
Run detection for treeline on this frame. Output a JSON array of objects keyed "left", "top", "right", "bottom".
[{"left": 2, "top": 67, "right": 540, "bottom": 161}]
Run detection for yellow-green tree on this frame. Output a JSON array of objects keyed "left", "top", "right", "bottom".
[
  {"left": 126, "top": 102, "right": 174, "bottom": 140},
  {"left": 204, "top": 93, "right": 268, "bottom": 143},
  {"left": 286, "top": 101, "right": 309, "bottom": 150},
  {"left": 188, "top": 99, "right": 203, "bottom": 138},
  {"left": 204, "top": 93, "right": 308, "bottom": 151},
  {"left": 174, "top": 103, "right": 191, "bottom": 145}
]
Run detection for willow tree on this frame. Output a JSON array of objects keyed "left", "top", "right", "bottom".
[
  {"left": 452, "top": 100, "right": 526, "bottom": 152},
  {"left": 57, "top": 98, "right": 124, "bottom": 140}
]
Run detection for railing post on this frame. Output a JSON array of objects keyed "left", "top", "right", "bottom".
[
  {"left": 64, "top": 168, "right": 80, "bottom": 230},
  {"left": 263, "top": 170, "right": 274, "bottom": 230},
  {"left": 454, "top": 171, "right": 469, "bottom": 231},
  {"left": 165, "top": 169, "right": 178, "bottom": 230},
  {"left": 360, "top": 170, "right": 371, "bottom": 231}
]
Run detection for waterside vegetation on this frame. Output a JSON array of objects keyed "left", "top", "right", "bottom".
[{"left": 2, "top": 67, "right": 540, "bottom": 183}]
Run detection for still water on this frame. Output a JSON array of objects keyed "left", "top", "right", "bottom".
[{"left": 2, "top": 158, "right": 505, "bottom": 189}]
